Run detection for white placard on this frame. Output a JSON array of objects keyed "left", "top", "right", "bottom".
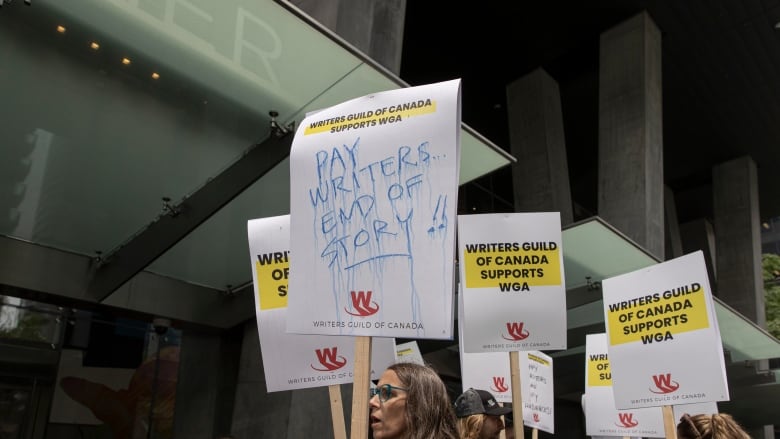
[
  {"left": 602, "top": 251, "right": 729, "bottom": 409},
  {"left": 458, "top": 291, "right": 513, "bottom": 402},
  {"left": 395, "top": 341, "right": 425, "bottom": 365},
  {"left": 287, "top": 79, "right": 462, "bottom": 339},
  {"left": 248, "top": 216, "right": 396, "bottom": 392},
  {"left": 584, "top": 396, "right": 644, "bottom": 439},
  {"left": 585, "top": 334, "right": 664, "bottom": 437},
  {"left": 519, "top": 351, "right": 555, "bottom": 434},
  {"left": 457, "top": 212, "right": 566, "bottom": 352}
]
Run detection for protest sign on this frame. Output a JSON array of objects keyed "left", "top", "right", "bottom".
[
  {"left": 519, "top": 351, "right": 554, "bottom": 434},
  {"left": 458, "top": 212, "right": 566, "bottom": 352},
  {"left": 458, "top": 288, "right": 513, "bottom": 402},
  {"left": 287, "top": 79, "right": 462, "bottom": 339},
  {"left": 395, "top": 341, "right": 424, "bottom": 365},
  {"left": 602, "top": 251, "right": 729, "bottom": 409},
  {"left": 585, "top": 334, "right": 664, "bottom": 437},
  {"left": 248, "top": 215, "right": 395, "bottom": 391}
]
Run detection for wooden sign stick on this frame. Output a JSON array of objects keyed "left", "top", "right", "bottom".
[
  {"left": 662, "top": 405, "right": 677, "bottom": 439},
  {"left": 328, "top": 384, "right": 347, "bottom": 439},
  {"left": 350, "top": 336, "right": 373, "bottom": 439},
  {"left": 531, "top": 427, "right": 538, "bottom": 439},
  {"left": 510, "top": 351, "right": 525, "bottom": 439}
]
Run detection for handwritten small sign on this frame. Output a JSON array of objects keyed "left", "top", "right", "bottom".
[
  {"left": 248, "top": 215, "right": 395, "bottom": 391},
  {"left": 287, "top": 79, "right": 462, "bottom": 339},
  {"left": 395, "top": 341, "right": 425, "bottom": 365},
  {"left": 457, "top": 212, "right": 566, "bottom": 352},
  {"left": 519, "top": 351, "right": 554, "bottom": 434},
  {"left": 602, "top": 251, "right": 729, "bottom": 409}
]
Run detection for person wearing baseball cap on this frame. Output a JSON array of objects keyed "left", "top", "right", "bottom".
[{"left": 454, "top": 388, "right": 512, "bottom": 439}]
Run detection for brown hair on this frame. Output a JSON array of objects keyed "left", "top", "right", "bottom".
[
  {"left": 677, "top": 413, "right": 751, "bottom": 439},
  {"left": 386, "top": 362, "right": 459, "bottom": 439}
]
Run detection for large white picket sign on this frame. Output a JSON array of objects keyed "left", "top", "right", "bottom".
[
  {"left": 287, "top": 79, "right": 462, "bottom": 339},
  {"left": 585, "top": 334, "right": 664, "bottom": 437},
  {"left": 458, "top": 291, "right": 513, "bottom": 403},
  {"left": 248, "top": 216, "right": 395, "bottom": 391},
  {"left": 602, "top": 251, "right": 729, "bottom": 409},
  {"left": 458, "top": 212, "right": 566, "bottom": 352}
]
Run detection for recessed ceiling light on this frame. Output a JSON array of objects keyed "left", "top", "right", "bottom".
[
  {"left": 121, "top": 57, "right": 131, "bottom": 65},
  {"left": 56, "top": 25, "right": 66, "bottom": 33},
  {"left": 90, "top": 42, "right": 100, "bottom": 50},
  {"left": 151, "top": 72, "right": 160, "bottom": 80}
]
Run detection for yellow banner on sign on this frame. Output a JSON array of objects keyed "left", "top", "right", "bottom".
[
  {"left": 587, "top": 358, "right": 612, "bottom": 387},
  {"left": 255, "top": 260, "right": 289, "bottom": 310},
  {"left": 462, "top": 248, "right": 561, "bottom": 288},
  {"left": 528, "top": 353, "right": 550, "bottom": 366},
  {"left": 303, "top": 100, "right": 437, "bottom": 135},
  {"left": 606, "top": 285, "right": 709, "bottom": 345}
]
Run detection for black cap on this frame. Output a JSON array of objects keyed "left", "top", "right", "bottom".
[{"left": 454, "top": 388, "right": 512, "bottom": 418}]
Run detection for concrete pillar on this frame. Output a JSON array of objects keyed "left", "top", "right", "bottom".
[
  {"left": 231, "top": 321, "right": 291, "bottom": 438},
  {"left": 365, "top": 0, "right": 407, "bottom": 75},
  {"left": 291, "top": 0, "right": 406, "bottom": 75},
  {"left": 173, "top": 327, "right": 241, "bottom": 439},
  {"left": 680, "top": 218, "right": 718, "bottom": 292},
  {"left": 598, "top": 12, "right": 664, "bottom": 259},
  {"left": 506, "top": 68, "right": 574, "bottom": 225},
  {"left": 665, "top": 186, "right": 683, "bottom": 259},
  {"left": 230, "top": 321, "right": 338, "bottom": 438},
  {"left": 713, "top": 156, "right": 765, "bottom": 326}
]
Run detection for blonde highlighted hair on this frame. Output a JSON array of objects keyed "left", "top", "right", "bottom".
[
  {"left": 677, "top": 413, "right": 751, "bottom": 439},
  {"left": 457, "top": 413, "right": 488, "bottom": 439}
]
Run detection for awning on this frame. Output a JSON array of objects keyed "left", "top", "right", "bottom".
[{"left": 0, "top": 0, "right": 513, "bottom": 327}]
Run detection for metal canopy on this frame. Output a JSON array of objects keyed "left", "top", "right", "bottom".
[
  {"left": 0, "top": 0, "right": 514, "bottom": 320},
  {"left": 560, "top": 217, "right": 780, "bottom": 426},
  {"left": 562, "top": 217, "right": 780, "bottom": 362}
]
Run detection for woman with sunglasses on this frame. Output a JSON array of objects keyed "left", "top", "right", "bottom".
[{"left": 369, "top": 362, "right": 460, "bottom": 439}]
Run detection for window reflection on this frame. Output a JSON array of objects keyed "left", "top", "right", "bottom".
[{"left": 0, "top": 296, "right": 60, "bottom": 344}]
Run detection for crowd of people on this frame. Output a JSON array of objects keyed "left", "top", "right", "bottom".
[
  {"left": 216, "top": 362, "right": 753, "bottom": 438},
  {"left": 367, "top": 363, "right": 754, "bottom": 439}
]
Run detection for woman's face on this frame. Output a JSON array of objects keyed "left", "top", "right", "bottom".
[{"left": 369, "top": 369, "right": 408, "bottom": 439}]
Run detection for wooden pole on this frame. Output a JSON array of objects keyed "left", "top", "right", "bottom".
[
  {"left": 328, "top": 385, "right": 347, "bottom": 439},
  {"left": 510, "top": 351, "right": 525, "bottom": 439},
  {"left": 350, "top": 336, "right": 373, "bottom": 439},
  {"left": 662, "top": 405, "right": 677, "bottom": 439},
  {"left": 531, "top": 427, "right": 538, "bottom": 439}
]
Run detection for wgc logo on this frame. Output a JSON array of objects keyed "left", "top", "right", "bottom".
[
  {"left": 491, "top": 376, "right": 509, "bottom": 393},
  {"left": 311, "top": 347, "right": 347, "bottom": 372},
  {"left": 345, "top": 290, "right": 379, "bottom": 317},
  {"left": 649, "top": 373, "right": 679, "bottom": 394},
  {"left": 615, "top": 412, "right": 639, "bottom": 428},
  {"left": 532, "top": 413, "right": 540, "bottom": 423},
  {"left": 502, "top": 322, "right": 530, "bottom": 341}
]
